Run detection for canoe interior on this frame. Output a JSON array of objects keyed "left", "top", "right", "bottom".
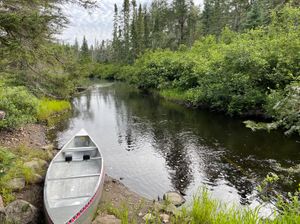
[{"left": 45, "top": 134, "right": 103, "bottom": 224}]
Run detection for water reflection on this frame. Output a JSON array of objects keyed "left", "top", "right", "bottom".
[{"left": 51, "top": 82, "right": 300, "bottom": 205}]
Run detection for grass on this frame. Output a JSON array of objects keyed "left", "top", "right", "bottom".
[
  {"left": 37, "top": 98, "right": 71, "bottom": 122},
  {"left": 159, "top": 89, "right": 192, "bottom": 102},
  {"left": 99, "top": 188, "right": 299, "bottom": 224},
  {"left": 0, "top": 145, "right": 50, "bottom": 205}
]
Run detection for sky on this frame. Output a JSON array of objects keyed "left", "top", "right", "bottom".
[{"left": 59, "top": 0, "right": 203, "bottom": 46}]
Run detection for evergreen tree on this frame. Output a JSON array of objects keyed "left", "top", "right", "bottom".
[
  {"left": 123, "top": 0, "right": 131, "bottom": 62},
  {"left": 130, "top": 0, "right": 138, "bottom": 60},
  {"left": 80, "top": 36, "right": 90, "bottom": 61},
  {"left": 112, "top": 4, "right": 120, "bottom": 62},
  {"left": 143, "top": 6, "right": 151, "bottom": 49},
  {"left": 172, "top": 0, "right": 189, "bottom": 45},
  {"left": 137, "top": 4, "right": 145, "bottom": 54}
]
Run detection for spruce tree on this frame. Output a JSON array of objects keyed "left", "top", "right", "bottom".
[
  {"left": 80, "top": 36, "right": 90, "bottom": 62},
  {"left": 123, "top": 0, "right": 131, "bottom": 62}
]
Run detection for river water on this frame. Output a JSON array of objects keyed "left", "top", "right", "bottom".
[{"left": 50, "top": 82, "right": 300, "bottom": 208}]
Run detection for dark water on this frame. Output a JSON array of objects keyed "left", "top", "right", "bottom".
[{"left": 49, "top": 82, "right": 300, "bottom": 209}]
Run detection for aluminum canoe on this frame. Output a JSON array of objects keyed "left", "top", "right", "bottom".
[{"left": 44, "top": 129, "right": 105, "bottom": 224}]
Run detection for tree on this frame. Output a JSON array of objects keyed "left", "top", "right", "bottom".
[
  {"left": 137, "top": 4, "right": 145, "bottom": 54},
  {"left": 172, "top": 0, "right": 189, "bottom": 45},
  {"left": 112, "top": 4, "right": 121, "bottom": 62},
  {"left": 80, "top": 36, "right": 90, "bottom": 62},
  {"left": 123, "top": 0, "right": 131, "bottom": 62},
  {"left": 130, "top": 0, "right": 138, "bottom": 60}
]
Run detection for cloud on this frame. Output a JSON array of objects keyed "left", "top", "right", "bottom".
[{"left": 59, "top": 0, "right": 203, "bottom": 46}]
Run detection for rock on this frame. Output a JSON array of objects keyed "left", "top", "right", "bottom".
[
  {"left": 0, "top": 111, "right": 5, "bottom": 120},
  {"left": 7, "top": 177, "right": 25, "bottom": 191},
  {"left": 0, "top": 195, "right": 4, "bottom": 209},
  {"left": 5, "top": 200, "right": 38, "bottom": 224},
  {"left": 138, "top": 212, "right": 143, "bottom": 217},
  {"left": 163, "top": 203, "right": 177, "bottom": 215},
  {"left": 92, "top": 214, "right": 121, "bottom": 224},
  {"left": 143, "top": 213, "right": 155, "bottom": 222},
  {"left": 160, "top": 213, "right": 170, "bottom": 223},
  {"left": 163, "top": 191, "right": 186, "bottom": 206},
  {"left": 46, "top": 150, "right": 55, "bottom": 160},
  {"left": 42, "top": 144, "right": 54, "bottom": 151},
  {"left": 0, "top": 209, "right": 6, "bottom": 223},
  {"left": 28, "top": 174, "right": 44, "bottom": 184},
  {"left": 24, "top": 158, "right": 48, "bottom": 172}
]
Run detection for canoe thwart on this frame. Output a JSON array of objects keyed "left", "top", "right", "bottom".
[{"left": 47, "top": 173, "right": 100, "bottom": 181}]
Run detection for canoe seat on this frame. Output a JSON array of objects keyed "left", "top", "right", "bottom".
[
  {"left": 53, "top": 156, "right": 102, "bottom": 163},
  {"left": 64, "top": 146, "right": 97, "bottom": 152},
  {"left": 48, "top": 173, "right": 100, "bottom": 181}
]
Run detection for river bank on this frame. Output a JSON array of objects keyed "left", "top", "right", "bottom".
[{"left": 0, "top": 123, "right": 173, "bottom": 224}]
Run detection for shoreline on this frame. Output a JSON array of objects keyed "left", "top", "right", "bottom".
[{"left": 0, "top": 124, "right": 154, "bottom": 223}]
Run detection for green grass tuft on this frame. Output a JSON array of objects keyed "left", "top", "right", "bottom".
[{"left": 37, "top": 98, "right": 71, "bottom": 122}]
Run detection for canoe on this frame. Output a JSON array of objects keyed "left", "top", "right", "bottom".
[{"left": 44, "top": 129, "right": 105, "bottom": 224}]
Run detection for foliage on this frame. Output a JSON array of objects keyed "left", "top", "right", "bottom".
[
  {"left": 109, "top": 5, "right": 300, "bottom": 135},
  {"left": 257, "top": 173, "right": 300, "bottom": 223},
  {"left": 0, "top": 86, "right": 38, "bottom": 129}
]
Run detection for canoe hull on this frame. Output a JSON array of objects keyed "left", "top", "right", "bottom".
[
  {"left": 45, "top": 171, "right": 104, "bottom": 224},
  {"left": 44, "top": 129, "right": 105, "bottom": 224}
]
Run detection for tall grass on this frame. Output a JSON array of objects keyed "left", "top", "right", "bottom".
[{"left": 37, "top": 98, "right": 71, "bottom": 121}]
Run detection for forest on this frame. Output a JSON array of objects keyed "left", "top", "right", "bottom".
[{"left": 89, "top": 0, "right": 300, "bottom": 136}]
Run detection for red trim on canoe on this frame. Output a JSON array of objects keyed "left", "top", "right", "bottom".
[{"left": 66, "top": 185, "right": 101, "bottom": 224}]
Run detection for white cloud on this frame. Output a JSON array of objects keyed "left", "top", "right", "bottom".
[{"left": 59, "top": 0, "right": 204, "bottom": 46}]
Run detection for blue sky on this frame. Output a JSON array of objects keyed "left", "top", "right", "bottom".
[{"left": 59, "top": 0, "right": 203, "bottom": 46}]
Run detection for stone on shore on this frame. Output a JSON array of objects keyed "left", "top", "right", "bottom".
[
  {"left": 160, "top": 213, "right": 170, "bottom": 223},
  {"left": 28, "top": 174, "right": 44, "bottom": 184},
  {"left": 92, "top": 214, "right": 121, "bottom": 224},
  {"left": 163, "top": 191, "right": 185, "bottom": 206},
  {"left": 0, "top": 195, "right": 4, "bottom": 209},
  {"left": 5, "top": 200, "right": 38, "bottom": 224},
  {"left": 0, "top": 111, "right": 5, "bottom": 120},
  {"left": 42, "top": 144, "right": 54, "bottom": 151},
  {"left": 24, "top": 158, "right": 48, "bottom": 172},
  {"left": 0, "top": 208, "right": 6, "bottom": 223},
  {"left": 7, "top": 177, "right": 25, "bottom": 191},
  {"left": 163, "top": 203, "right": 177, "bottom": 215}
]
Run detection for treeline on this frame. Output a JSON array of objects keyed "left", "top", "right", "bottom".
[
  {"left": 0, "top": 0, "right": 97, "bottom": 129},
  {"left": 89, "top": 0, "right": 299, "bottom": 64},
  {"left": 95, "top": 4, "right": 300, "bottom": 136}
]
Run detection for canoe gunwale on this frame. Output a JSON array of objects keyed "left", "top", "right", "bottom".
[{"left": 44, "top": 130, "right": 104, "bottom": 224}]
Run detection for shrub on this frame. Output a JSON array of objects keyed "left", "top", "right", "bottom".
[{"left": 0, "top": 86, "right": 38, "bottom": 129}]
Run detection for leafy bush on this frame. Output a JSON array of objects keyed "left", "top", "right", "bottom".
[
  {"left": 267, "top": 82, "right": 300, "bottom": 135},
  {"left": 0, "top": 86, "right": 38, "bottom": 129}
]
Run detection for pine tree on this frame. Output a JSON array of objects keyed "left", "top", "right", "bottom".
[
  {"left": 143, "top": 6, "right": 150, "bottom": 49},
  {"left": 112, "top": 4, "right": 120, "bottom": 62},
  {"left": 80, "top": 36, "right": 90, "bottom": 62},
  {"left": 172, "top": 0, "right": 189, "bottom": 45},
  {"left": 123, "top": 0, "right": 131, "bottom": 62},
  {"left": 130, "top": 0, "right": 138, "bottom": 60},
  {"left": 137, "top": 4, "right": 145, "bottom": 54}
]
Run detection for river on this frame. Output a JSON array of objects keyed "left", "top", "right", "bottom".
[{"left": 49, "top": 82, "right": 300, "bottom": 209}]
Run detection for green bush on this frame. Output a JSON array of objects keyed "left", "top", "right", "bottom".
[{"left": 0, "top": 86, "right": 38, "bottom": 129}]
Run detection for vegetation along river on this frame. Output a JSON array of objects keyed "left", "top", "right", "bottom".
[{"left": 49, "top": 82, "right": 300, "bottom": 209}]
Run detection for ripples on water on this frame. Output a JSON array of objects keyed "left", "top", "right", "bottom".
[{"left": 49, "top": 82, "right": 300, "bottom": 209}]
